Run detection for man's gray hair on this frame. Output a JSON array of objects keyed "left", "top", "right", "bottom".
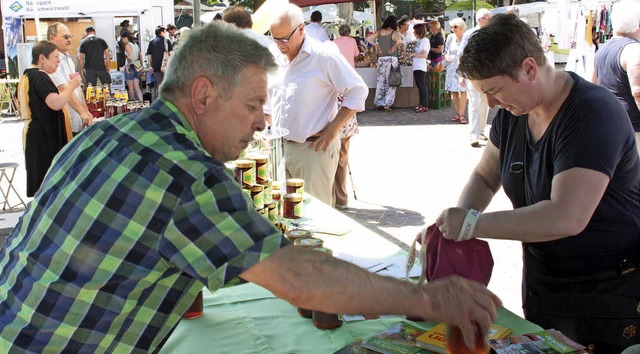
[
  {"left": 160, "top": 22, "right": 278, "bottom": 101},
  {"left": 611, "top": 0, "right": 640, "bottom": 35},
  {"left": 268, "top": 4, "right": 304, "bottom": 28},
  {"left": 476, "top": 8, "right": 491, "bottom": 21}
]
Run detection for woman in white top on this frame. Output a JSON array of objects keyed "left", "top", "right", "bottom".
[
  {"left": 409, "top": 23, "right": 430, "bottom": 113},
  {"left": 122, "top": 32, "right": 143, "bottom": 101},
  {"left": 444, "top": 17, "right": 468, "bottom": 124}
]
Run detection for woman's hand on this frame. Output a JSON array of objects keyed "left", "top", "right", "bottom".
[
  {"left": 436, "top": 207, "right": 469, "bottom": 240},
  {"left": 125, "top": 66, "right": 130, "bottom": 74}
]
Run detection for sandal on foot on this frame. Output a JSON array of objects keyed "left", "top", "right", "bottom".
[
  {"left": 384, "top": 106, "right": 392, "bottom": 112},
  {"left": 415, "top": 105, "right": 428, "bottom": 113},
  {"left": 451, "top": 114, "right": 460, "bottom": 122},
  {"left": 459, "top": 115, "right": 468, "bottom": 124}
]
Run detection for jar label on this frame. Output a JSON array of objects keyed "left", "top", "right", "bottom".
[
  {"left": 296, "top": 186, "right": 304, "bottom": 196},
  {"left": 268, "top": 207, "right": 276, "bottom": 222},
  {"left": 263, "top": 185, "right": 272, "bottom": 204},
  {"left": 243, "top": 168, "right": 256, "bottom": 185},
  {"left": 257, "top": 163, "right": 268, "bottom": 181},
  {"left": 253, "top": 190, "right": 264, "bottom": 209},
  {"left": 294, "top": 201, "right": 303, "bottom": 218}
]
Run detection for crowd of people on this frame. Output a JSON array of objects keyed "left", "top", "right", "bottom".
[{"left": 3, "top": 1, "right": 640, "bottom": 352}]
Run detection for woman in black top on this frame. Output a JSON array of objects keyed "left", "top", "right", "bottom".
[
  {"left": 428, "top": 20, "right": 445, "bottom": 68},
  {"left": 18, "top": 41, "right": 81, "bottom": 196}
]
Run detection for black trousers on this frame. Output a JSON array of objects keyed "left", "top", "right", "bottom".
[{"left": 413, "top": 70, "right": 428, "bottom": 107}]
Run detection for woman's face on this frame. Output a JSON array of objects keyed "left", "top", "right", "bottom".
[
  {"left": 472, "top": 72, "right": 534, "bottom": 116},
  {"left": 430, "top": 24, "right": 438, "bottom": 33},
  {"left": 41, "top": 50, "right": 60, "bottom": 74}
]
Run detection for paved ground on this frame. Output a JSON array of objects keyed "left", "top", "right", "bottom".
[{"left": 0, "top": 103, "right": 525, "bottom": 317}]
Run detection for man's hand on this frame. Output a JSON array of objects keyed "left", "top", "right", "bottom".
[
  {"left": 309, "top": 128, "right": 338, "bottom": 152},
  {"left": 435, "top": 207, "right": 469, "bottom": 240},
  {"left": 458, "top": 77, "right": 467, "bottom": 87},
  {"left": 421, "top": 276, "right": 501, "bottom": 350}
]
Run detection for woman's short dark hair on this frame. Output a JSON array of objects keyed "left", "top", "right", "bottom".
[
  {"left": 338, "top": 24, "right": 351, "bottom": 37},
  {"left": 31, "top": 40, "right": 58, "bottom": 65},
  {"left": 458, "top": 14, "right": 546, "bottom": 81},
  {"left": 397, "top": 17, "right": 409, "bottom": 27},
  {"left": 413, "top": 23, "right": 427, "bottom": 39},
  {"left": 381, "top": 16, "right": 397, "bottom": 31},
  {"left": 222, "top": 6, "right": 253, "bottom": 29}
]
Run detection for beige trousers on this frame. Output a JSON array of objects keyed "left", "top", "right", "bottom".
[{"left": 284, "top": 138, "right": 340, "bottom": 206}]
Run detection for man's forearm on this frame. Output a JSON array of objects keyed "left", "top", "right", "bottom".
[{"left": 60, "top": 84, "right": 88, "bottom": 115}]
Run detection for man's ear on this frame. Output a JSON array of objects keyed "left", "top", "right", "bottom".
[{"left": 191, "top": 76, "right": 216, "bottom": 115}]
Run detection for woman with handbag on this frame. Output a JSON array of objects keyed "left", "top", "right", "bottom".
[
  {"left": 122, "top": 32, "right": 143, "bottom": 101},
  {"left": 409, "top": 23, "right": 430, "bottom": 113},
  {"left": 427, "top": 20, "right": 445, "bottom": 69},
  {"left": 366, "top": 16, "right": 402, "bottom": 112},
  {"left": 436, "top": 14, "right": 640, "bottom": 352}
]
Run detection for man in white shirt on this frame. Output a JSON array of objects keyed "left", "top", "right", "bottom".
[
  {"left": 458, "top": 9, "right": 492, "bottom": 147},
  {"left": 305, "top": 10, "right": 330, "bottom": 42},
  {"left": 48, "top": 22, "right": 93, "bottom": 136},
  {"left": 268, "top": 4, "right": 368, "bottom": 206}
]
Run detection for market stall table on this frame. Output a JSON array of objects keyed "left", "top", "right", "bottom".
[
  {"left": 355, "top": 66, "right": 419, "bottom": 110},
  {"left": 160, "top": 196, "right": 542, "bottom": 353}
]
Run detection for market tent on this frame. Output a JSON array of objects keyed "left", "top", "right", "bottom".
[
  {"left": 444, "top": 0, "right": 494, "bottom": 31},
  {"left": 301, "top": 4, "right": 374, "bottom": 24},
  {"left": 446, "top": 0, "right": 494, "bottom": 11},
  {"left": 0, "top": 0, "right": 152, "bottom": 18},
  {"left": 290, "top": 0, "right": 358, "bottom": 6}
]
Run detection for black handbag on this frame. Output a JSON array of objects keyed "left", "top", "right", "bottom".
[{"left": 389, "top": 64, "right": 402, "bottom": 87}]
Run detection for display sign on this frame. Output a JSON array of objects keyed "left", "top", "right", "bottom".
[{"left": 1, "top": 0, "right": 152, "bottom": 18}]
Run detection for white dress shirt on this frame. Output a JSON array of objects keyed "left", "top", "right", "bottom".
[
  {"left": 304, "top": 22, "right": 330, "bottom": 42},
  {"left": 268, "top": 38, "right": 368, "bottom": 143},
  {"left": 50, "top": 52, "right": 83, "bottom": 133}
]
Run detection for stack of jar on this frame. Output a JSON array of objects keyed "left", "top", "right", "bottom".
[
  {"left": 283, "top": 178, "right": 304, "bottom": 219},
  {"left": 286, "top": 233, "right": 341, "bottom": 330},
  {"left": 233, "top": 155, "right": 277, "bottom": 222},
  {"left": 104, "top": 99, "right": 148, "bottom": 119},
  {"left": 86, "top": 83, "right": 110, "bottom": 118}
]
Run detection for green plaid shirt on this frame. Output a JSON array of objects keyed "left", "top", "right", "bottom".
[{"left": 0, "top": 98, "right": 287, "bottom": 353}]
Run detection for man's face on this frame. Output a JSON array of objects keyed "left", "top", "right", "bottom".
[
  {"left": 198, "top": 65, "right": 268, "bottom": 162},
  {"left": 477, "top": 13, "right": 492, "bottom": 28},
  {"left": 50, "top": 24, "right": 72, "bottom": 53},
  {"left": 400, "top": 23, "right": 409, "bottom": 33},
  {"left": 270, "top": 21, "right": 304, "bottom": 60}
]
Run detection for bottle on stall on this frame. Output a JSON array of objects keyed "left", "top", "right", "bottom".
[
  {"left": 445, "top": 325, "right": 487, "bottom": 354},
  {"left": 183, "top": 290, "right": 204, "bottom": 320}
]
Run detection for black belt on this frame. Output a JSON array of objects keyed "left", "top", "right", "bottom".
[{"left": 285, "top": 136, "right": 318, "bottom": 143}]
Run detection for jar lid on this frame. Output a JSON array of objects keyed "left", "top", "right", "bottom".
[
  {"left": 286, "top": 178, "right": 304, "bottom": 187},
  {"left": 272, "top": 190, "right": 281, "bottom": 198},
  {"left": 259, "top": 179, "right": 272, "bottom": 187},
  {"left": 250, "top": 184, "right": 264, "bottom": 192},
  {"left": 286, "top": 229, "right": 312, "bottom": 241},
  {"left": 294, "top": 237, "right": 324, "bottom": 248},
  {"left": 234, "top": 159, "right": 255, "bottom": 168},
  {"left": 283, "top": 193, "right": 303, "bottom": 202},
  {"left": 267, "top": 202, "right": 276, "bottom": 210},
  {"left": 272, "top": 183, "right": 281, "bottom": 191},
  {"left": 248, "top": 155, "right": 268, "bottom": 163}
]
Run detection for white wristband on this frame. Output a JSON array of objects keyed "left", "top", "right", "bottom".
[{"left": 457, "top": 209, "right": 481, "bottom": 241}]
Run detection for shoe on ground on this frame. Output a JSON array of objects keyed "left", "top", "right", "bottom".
[
  {"left": 335, "top": 204, "right": 348, "bottom": 210},
  {"left": 479, "top": 133, "right": 488, "bottom": 141},
  {"left": 470, "top": 138, "right": 480, "bottom": 148}
]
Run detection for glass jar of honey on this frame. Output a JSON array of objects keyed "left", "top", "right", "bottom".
[
  {"left": 260, "top": 179, "right": 272, "bottom": 205},
  {"left": 183, "top": 290, "right": 203, "bottom": 320},
  {"left": 272, "top": 190, "right": 282, "bottom": 217},
  {"left": 267, "top": 202, "right": 277, "bottom": 222},
  {"left": 249, "top": 155, "right": 269, "bottom": 184},
  {"left": 250, "top": 184, "right": 264, "bottom": 209},
  {"left": 286, "top": 178, "right": 304, "bottom": 195},
  {"left": 233, "top": 160, "right": 255, "bottom": 187},
  {"left": 283, "top": 193, "right": 303, "bottom": 219},
  {"left": 312, "top": 310, "right": 342, "bottom": 330}
]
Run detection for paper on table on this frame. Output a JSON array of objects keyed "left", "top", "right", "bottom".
[{"left": 334, "top": 253, "right": 422, "bottom": 279}]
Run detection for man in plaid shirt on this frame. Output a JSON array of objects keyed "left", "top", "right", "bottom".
[{"left": 0, "top": 23, "right": 501, "bottom": 353}]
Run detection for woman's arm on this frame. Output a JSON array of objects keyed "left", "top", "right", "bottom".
[
  {"left": 124, "top": 43, "right": 134, "bottom": 73},
  {"left": 365, "top": 31, "right": 381, "bottom": 52},
  {"left": 437, "top": 142, "right": 610, "bottom": 243},
  {"left": 44, "top": 75, "right": 82, "bottom": 111},
  {"left": 389, "top": 31, "right": 402, "bottom": 53}
]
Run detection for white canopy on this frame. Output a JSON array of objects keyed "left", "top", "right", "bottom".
[{"left": 1, "top": 0, "right": 152, "bottom": 18}]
